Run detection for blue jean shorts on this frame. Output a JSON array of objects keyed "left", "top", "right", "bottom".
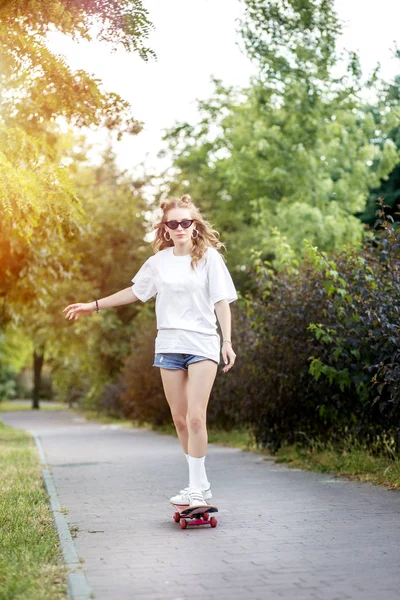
[{"left": 153, "top": 353, "right": 212, "bottom": 371}]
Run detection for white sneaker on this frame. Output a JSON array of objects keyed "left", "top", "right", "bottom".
[
  {"left": 170, "top": 485, "right": 212, "bottom": 505},
  {"left": 187, "top": 488, "right": 206, "bottom": 508}
]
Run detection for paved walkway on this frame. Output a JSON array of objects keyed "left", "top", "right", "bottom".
[{"left": 2, "top": 409, "right": 400, "bottom": 600}]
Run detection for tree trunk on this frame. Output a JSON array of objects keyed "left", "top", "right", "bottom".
[{"left": 32, "top": 344, "right": 45, "bottom": 410}]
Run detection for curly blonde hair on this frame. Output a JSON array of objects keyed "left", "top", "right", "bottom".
[{"left": 153, "top": 194, "right": 225, "bottom": 269}]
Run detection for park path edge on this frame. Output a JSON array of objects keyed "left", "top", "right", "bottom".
[{"left": 32, "top": 433, "right": 93, "bottom": 600}]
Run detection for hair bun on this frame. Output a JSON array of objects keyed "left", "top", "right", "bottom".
[{"left": 180, "top": 194, "right": 192, "bottom": 205}]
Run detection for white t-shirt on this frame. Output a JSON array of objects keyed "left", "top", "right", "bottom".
[{"left": 131, "top": 246, "right": 238, "bottom": 363}]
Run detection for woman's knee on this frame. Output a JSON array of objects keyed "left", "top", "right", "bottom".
[
  {"left": 187, "top": 413, "right": 206, "bottom": 433},
  {"left": 171, "top": 413, "right": 187, "bottom": 433}
]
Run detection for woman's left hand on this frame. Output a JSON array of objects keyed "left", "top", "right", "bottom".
[{"left": 222, "top": 344, "right": 236, "bottom": 373}]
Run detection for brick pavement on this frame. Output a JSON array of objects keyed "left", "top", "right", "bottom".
[{"left": 2, "top": 408, "right": 400, "bottom": 600}]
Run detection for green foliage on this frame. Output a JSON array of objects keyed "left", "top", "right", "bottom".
[
  {"left": 0, "top": 328, "right": 30, "bottom": 401},
  {"left": 241, "top": 0, "right": 342, "bottom": 80},
  {"left": 0, "top": 327, "right": 34, "bottom": 401},
  {"left": 360, "top": 72, "right": 400, "bottom": 226},
  {"left": 0, "top": 0, "right": 153, "bottom": 135},
  {"left": 0, "top": 142, "right": 151, "bottom": 406},
  {"left": 160, "top": 0, "right": 399, "bottom": 285},
  {"left": 0, "top": 125, "right": 84, "bottom": 323},
  {"left": 0, "top": 327, "right": 32, "bottom": 373},
  {"left": 207, "top": 302, "right": 259, "bottom": 428},
  {"left": 0, "top": 0, "right": 155, "bottom": 395},
  {"left": 0, "top": 372, "right": 17, "bottom": 403},
  {"left": 49, "top": 149, "right": 151, "bottom": 406},
  {"left": 221, "top": 215, "right": 400, "bottom": 455},
  {"left": 118, "top": 305, "right": 169, "bottom": 426},
  {"left": 0, "top": 0, "right": 154, "bottom": 327},
  {"left": 305, "top": 216, "right": 400, "bottom": 445}
]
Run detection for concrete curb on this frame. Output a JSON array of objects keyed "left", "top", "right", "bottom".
[{"left": 32, "top": 433, "right": 93, "bottom": 600}]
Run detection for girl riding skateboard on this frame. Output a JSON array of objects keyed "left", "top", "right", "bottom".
[{"left": 63, "top": 194, "right": 237, "bottom": 508}]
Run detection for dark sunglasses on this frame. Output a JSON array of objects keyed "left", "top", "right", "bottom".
[{"left": 164, "top": 219, "right": 194, "bottom": 230}]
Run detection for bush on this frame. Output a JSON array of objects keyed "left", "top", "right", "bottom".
[
  {"left": 119, "top": 305, "right": 169, "bottom": 426},
  {"left": 235, "top": 261, "right": 327, "bottom": 452},
  {"left": 306, "top": 219, "right": 400, "bottom": 455},
  {"left": 236, "top": 216, "right": 400, "bottom": 455},
  {"left": 0, "top": 374, "right": 17, "bottom": 401},
  {"left": 0, "top": 364, "right": 18, "bottom": 401},
  {"left": 96, "top": 381, "right": 126, "bottom": 417},
  {"left": 208, "top": 305, "right": 258, "bottom": 429}
]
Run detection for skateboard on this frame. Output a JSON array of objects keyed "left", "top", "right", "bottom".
[{"left": 172, "top": 503, "right": 218, "bottom": 529}]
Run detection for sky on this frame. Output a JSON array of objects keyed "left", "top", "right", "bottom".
[{"left": 46, "top": 0, "right": 400, "bottom": 175}]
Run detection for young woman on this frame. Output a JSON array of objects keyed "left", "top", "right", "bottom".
[{"left": 63, "top": 194, "right": 237, "bottom": 508}]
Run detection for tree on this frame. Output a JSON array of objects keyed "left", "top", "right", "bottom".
[
  {"left": 0, "top": 0, "right": 154, "bottom": 135},
  {"left": 159, "top": 0, "right": 399, "bottom": 286},
  {"left": 47, "top": 147, "right": 152, "bottom": 409},
  {"left": 0, "top": 0, "right": 155, "bottom": 326},
  {"left": 360, "top": 69, "right": 400, "bottom": 227},
  {"left": 0, "top": 326, "right": 32, "bottom": 402},
  {"left": 0, "top": 125, "right": 84, "bottom": 322},
  {"left": 0, "top": 1, "right": 155, "bottom": 409},
  {"left": 3, "top": 144, "right": 151, "bottom": 409}
]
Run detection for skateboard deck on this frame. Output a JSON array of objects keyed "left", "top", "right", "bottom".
[{"left": 172, "top": 503, "right": 218, "bottom": 529}]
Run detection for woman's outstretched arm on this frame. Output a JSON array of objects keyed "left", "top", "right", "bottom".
[{"left": 63, "top": 287, "right": 139, "bottom": 321}]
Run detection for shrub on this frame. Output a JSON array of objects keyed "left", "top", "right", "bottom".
[
  {"left": 96, "top": 381, "right": 126, "bottom": 417},
  {"left": 208, "top": 305, "right": 257, "bottom": 429},
  {"left": 238, "top": 216, "right": 400, "bottom": 455},
  {"left": 237, "top": 260, "right": 328, "bottom": 452},
  {"left": 0, "top": 372, "right": 17, "bottom": 401},
  {"left": 306, "top": 218, "right": 400, "bottom": 455},
  {"left": 119, "top": 305, "right": 169, "bottom": 426}
]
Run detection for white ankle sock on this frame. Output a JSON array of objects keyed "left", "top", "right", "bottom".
[{"left": 188, "top": 455, "right": 210, "bottom": 491}]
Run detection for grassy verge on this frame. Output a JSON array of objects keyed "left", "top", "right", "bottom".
[
  {"left": 0, "top": 401, "right": 64, "bottom": 412},
  {"left": 154, "top": 422, "right": 258, "bottom": 451},
  {"left": 71, "top": 408, "right": 136, "bottom": 428},
  {"left": 275, "top": 443, "right": 400, "bottom": 490},
  {"left": 0, "top": 421, "right": 67, "bottom": 600},
  {"left": 71, "top": 408, "right": 400, "bottom": 490}
]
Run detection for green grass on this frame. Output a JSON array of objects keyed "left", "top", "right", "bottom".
[
  {"left": 275, "top": 442, "right": 400, "bottom": 490},
  {"left": 155, "top": 422, "right": 258, "bottom": 451},
  {"left": 71, "top": 408, "right": 135, "bottom": 428},
  {"left": 0, "top": 401, "right": 64, "bottom": 412},
  {"left": 0, "top": 422, "right": 67, "bottom": 600}
]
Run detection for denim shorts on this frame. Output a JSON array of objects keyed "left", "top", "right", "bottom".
[{"left": 153, "top": 353, "right": 212, "bottom": 371}]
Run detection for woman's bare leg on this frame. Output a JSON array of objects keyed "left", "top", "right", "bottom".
[
  {"left": 187, "top": 360, "right": 218, "bottom": 457},
  {"left": 159, "top": 368, "right": 189, "bottom": 453}
]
